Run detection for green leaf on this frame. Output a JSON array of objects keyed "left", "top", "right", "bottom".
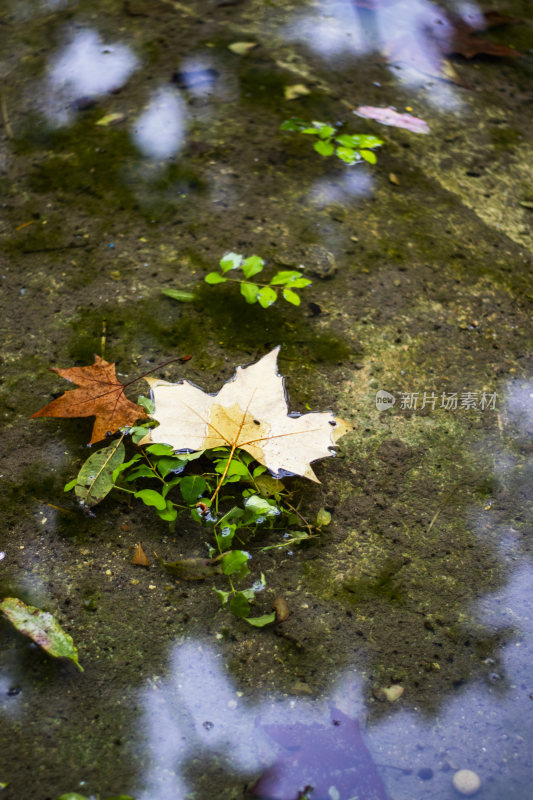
[
  {"left": 284, "top": 277, "right": 311, "bottom": 288},
  {"left": 335, "top": 133, "right": 382, "bottom": 149},
  {"left": 161, "top": 288, "right": 195, "bottom": 302},
  {"left": 257, "top": 286, "right": 278, "bottom": 308},
  {"left": 215, "top": 524, "right": 236, "bottom": 552},
  {"left": 205, "top": 272, "right": 227, "bottom": 285},
  {"left": 241, "top": 255, "right": 264, "bottom": 278},
  {"left": 155, "top": 456, "right": 187, "bottom": 478},
  {"left": 134, "top": 489, "right": 167, "bottom": 510},
  {"left": 244, "top": 495, "right": 280, "bottom": 518},
  {"left": 269, "top": 270, "right": 302, "bottom": 285},
  {"left": 130, "top": 425, "right": 153, "bottom": 444},
  {"left": 157, "top": 500, "right": 178, "bottom": 522},
  {"left": 316, "top": 507, "right": 332, "bottom": 527},
  {"left": 282, "top": 288, "right": 301, "bottom": 306},
  {"left": 360, "top": 149, "right": 377, "bottom": 164},
  {"left": 125, "top": 465, "right": 156, "bottom": 481},
  {"left": 335, "top": 134, "right": 361, "bottom": 148},
  {"left": 313, "top": 140, "right": 335, "bottom": 157},
  {"left": 336, "top": 146, "right": 359, "bottom": 165},
  {"left": 280, "top": 118, "right": 308, "bottom": 131},
  {"left": 145, "top": 443, "right": 175, "bottom": 456},
  {"left": 57, "top": 795, "right": 91, "bottom": 800},
  {"left": 214, "top": 588, "right": 231, "bottom": 606},
  {"left": 317, "top": 125, "right": 335, "bottom": 139},
  {"left": 137, "top": 395, "right": 155, "bottom": 414},
  {"left": 219, "top": 251, "right": 243, "bottom": 272},
  {"left": 112, "top": 454, "right": 142, "bottom": 482},
  {"left": 245, "top": 612, "right": 276, "bottom": 627},
  {"left": 214, "top": 459, "right": 250, "bottom": 478},
  {"left": 221, "top": 549, "right": 250, "bottom": 576},
  {"left": 252, "top": 465, "right": 267, "bottom": 478},
  {"left": 64, "top": 478, "right": 77, "bottom": 492},
  {"left": 240, "top": 282, "right": 260, "bottom": 304},
  {"left": 180, "top": 475, "right": 207, "bottom": 505},
  {"left": 0, "top": 598, "right": 83, "bottom": 671},
  {"left": 229, "top": 592, "right": 251, "bottom": 618},
  {"left": 74, "top": 440, "right": 125, "bottom": 507}
]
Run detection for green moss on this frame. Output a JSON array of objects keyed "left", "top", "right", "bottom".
[{"left": 489, "top": 126, "right": 524, "bottom": 149}]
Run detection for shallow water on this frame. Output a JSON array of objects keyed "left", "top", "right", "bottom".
[{"left": 0, "top": 0, "right": 532, "bottom": 798}]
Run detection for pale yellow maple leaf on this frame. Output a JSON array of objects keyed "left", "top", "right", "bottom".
[{"left": 142, "top": 347, "right": 351, "bottom": 482}]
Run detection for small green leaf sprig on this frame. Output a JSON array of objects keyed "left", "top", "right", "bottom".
[
  {"left": 62, "top": 402, "right": 330, "bottom": 626},
  {"left": 281, "top": 118, "right": 383, "bottom": 165},
  {"left": 204, "top": 252, "right": 311, "bottom": 308}
]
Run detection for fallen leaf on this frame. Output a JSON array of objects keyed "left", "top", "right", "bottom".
[
  {"left": 228, "top": 41, "right": 258, "bottom": 55},
  {"left": 32, "top": 355, "right": 147, "bottom": 444},
  {"left": 68, "top": 438, "right": 125, "bottom": 507},
  {"left": 95, "top": 112, "right": 126, "bottom": 126},
  {"left": 373, "top": 684, "right": 404, "bottom": 702},
  {"left": 161, "top": 288, "right": 196, "bottom": 302},
  {"left": 251, "top": 707, "right": 388, "bottom": 799},
  {"left": 142, "top": 347, "right": 351, "bottom": 482},
  {"left": 284, "top": 84, "right": 311, "bottom": 100},
  {"left": 354, "top": 105, "right": 430, "bottom": 134},
  {"left": 273, "top": 596, "right": 290, "bottom": 621},
  {"left": 0, "top": 597, "right": 83, "bottom": 671},
  {"left": 154, "top": 553, "right": 222, "bottom": 580},
  {"left": 132, "top": 541, "right": 149, "bottom": 566},
  {"left": 316, "top": 507, "right": 332, "bottom": 527}
]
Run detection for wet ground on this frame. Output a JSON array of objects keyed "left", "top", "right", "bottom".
[{"left": 0, "top": 0, "right": 532, "bottom": 798}]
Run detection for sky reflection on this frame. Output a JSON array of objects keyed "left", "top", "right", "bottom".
[
  {"left": 284, "top": 0, "right": 477, "bottom": 103},
  {"left": 46, "top": 29, "right": 139, "bottom": 125},
  {"left": 131, "top": 87, "right": 188, "bottom": 160}
]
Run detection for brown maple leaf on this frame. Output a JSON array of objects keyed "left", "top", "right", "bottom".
[{"left": 31, "top": 355, "right": 147, "bottom": 444}]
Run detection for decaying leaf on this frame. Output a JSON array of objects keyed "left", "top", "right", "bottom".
[
  {"left": 131, "top": 541, "right": 149, "bottom": 566},
  {"left": 32, "top": 355, "right": 146, "bottom": 445},
  {"left": 228, "top": 41, "right": 258, "bottom": 55},
  {"left": 273, "top": 596, "right": 290, "bottom": 622},
  {"left": 284, "top": 83, "right": 311, "bottom": 100},
  {"left": 0, "top": 597, "right": 83, "bottom": 671},
  {"left": 154, "top": 552, "right": 222, "bottom": 580},
  {"left": 142, "top": 347, "right": 351, "bottom": 482}
]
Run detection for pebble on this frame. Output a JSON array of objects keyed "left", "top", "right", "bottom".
[{"left": 452, "top": 769, "right": 481, "bottom": 796}]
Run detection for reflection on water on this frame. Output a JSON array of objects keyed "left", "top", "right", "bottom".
[
  {"left": 309, "top": 169, "right": 374, "bottom": 207},
  {"left": 46, "top": 29, "right": 139, "bottom": 125},
  {"left": 138, "top": 547, "right": 532, "bottom": 799},
  {"left": 138, "top": 642, "right": 264, "bottom": 800},
  {"left": 132, "top": 87, "right": 188, "bottom": 159},
  {"left": 284, "top": 0, "right": 477, "bottom": 103}
]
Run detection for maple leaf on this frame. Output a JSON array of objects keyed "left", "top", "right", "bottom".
[
  {"left": 31, "top": 355, "right": 147, "bottom": 444},
  {"left": 142, "top": 347, "right": 351, "bottom": 483}
]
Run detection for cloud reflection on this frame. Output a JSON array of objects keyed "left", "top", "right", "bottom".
[
  {"left": 47, "top": 29, "right": 138, "bottom": 125},
  {"left": 131, "top": 88, "right": 188, "bottom": 159}
]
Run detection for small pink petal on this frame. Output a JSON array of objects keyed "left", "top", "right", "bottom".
[{"left": 355, "top": 105, "right": 431, "bottom": 134}]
